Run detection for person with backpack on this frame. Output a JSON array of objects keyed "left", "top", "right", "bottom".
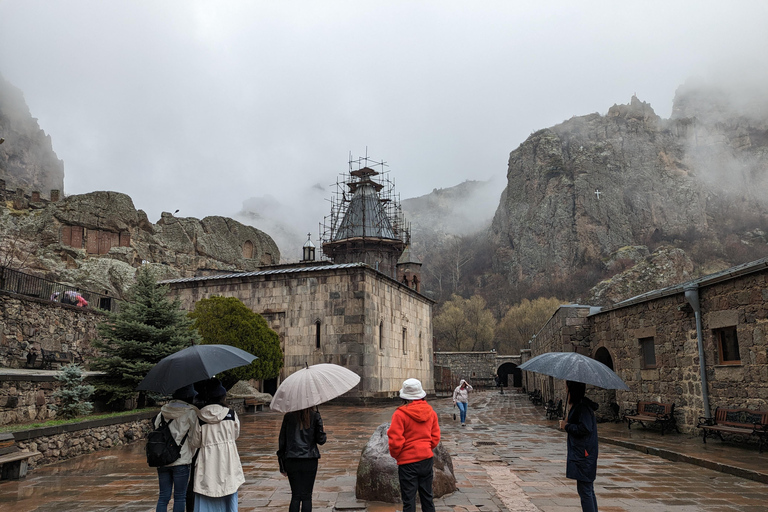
[
  {"left": 191, "top": 378, "right": 244, "bottom": 512},
  {"left": 387, "top": 378, "right": 441, "bottom": 512},
  {"left": 276, "top": 405, "right": 327, "bottom": 512},
  {"left": 150, "top": 384, "right": 201, "bottom": 512}
]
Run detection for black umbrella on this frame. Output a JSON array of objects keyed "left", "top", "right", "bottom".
[
  {"left": 518, "top": 351, "right": 629, "bottom": 390},
  {"left": 136, "top": 344, "right": 257, "bottom": 395}
]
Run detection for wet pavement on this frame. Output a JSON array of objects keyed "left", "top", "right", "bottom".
[{"left": 2, "top": 390, "right": 768, "bottom": 511}]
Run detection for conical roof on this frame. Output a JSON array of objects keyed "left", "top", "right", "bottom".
[{"left": 333, "top": 180, "right": 396, "bottom": 240}]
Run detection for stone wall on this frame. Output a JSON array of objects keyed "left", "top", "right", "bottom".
[
  {"left": 526, "top": 266, "right": 768, "bottom": 432},
  {"left": 166, "top": 264, "right": 434, "bottom": 399},
  {"left": 433, "top": 351, "right": 498, "bottom": 391},
  {"left": 0, "top": 291, "right": 102, "bottom": 369},
  {"left": 0, "top": 374, "right": 62, "bottom": 425},
  {"left": 13, "top": 411, "right": 154, "bottom": 468}
]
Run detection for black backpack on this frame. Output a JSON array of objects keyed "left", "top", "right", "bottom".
[{"left": 146, "top": 415, "right": 188, "bottom": 467}]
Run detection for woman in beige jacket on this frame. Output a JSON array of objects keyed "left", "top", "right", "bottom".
[{"left": 191, "top": 379, "right": 245, "bottom": 512}]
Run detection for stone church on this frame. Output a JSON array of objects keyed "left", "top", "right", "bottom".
[{"left": 163, "top": 162, "right": 434, "bottom": 399}]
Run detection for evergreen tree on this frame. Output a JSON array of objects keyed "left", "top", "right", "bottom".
[
  {"left": 92, "top": 266, "right": 201, "bottom": 408},
  {"left": 189, "top": 296, "right": 283, "bottom": 388},
  {"left": 51, "top": 364, "right": 95, "bottom": 419}
]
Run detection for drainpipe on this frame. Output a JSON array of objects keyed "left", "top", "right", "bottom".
[{"left": 684, "top": 284, "right": 711, "bottom": 419}]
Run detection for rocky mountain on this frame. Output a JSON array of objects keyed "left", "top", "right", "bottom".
[
  {"left": 0, "top": 74, "right": 64, "bottom": 195},
  {"left": 1, "top": 190, "right": 280, "bottom": 298},
  {"left": 489, "top": 81, "right": 768, "bottom": 305}
]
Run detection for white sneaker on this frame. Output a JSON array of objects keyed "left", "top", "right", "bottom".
[{"left": 461, "top": 423, "right": 465, "bottom": 426}]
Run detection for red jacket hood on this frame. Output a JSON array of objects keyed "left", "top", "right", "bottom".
[{"left": 397, "top": 400, "right": 434, "bottom": 422}]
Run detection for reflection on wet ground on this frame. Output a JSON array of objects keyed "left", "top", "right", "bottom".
[{"left": 2, "top": 391, "right": 768, "bottom": 511}]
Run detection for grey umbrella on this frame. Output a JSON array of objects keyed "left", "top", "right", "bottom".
[
  {"left": 136, "top": 344, "right": 257, "bottom": 395},
  {"left": 518, "top": 351, "right": 629, "bottom": 390}
]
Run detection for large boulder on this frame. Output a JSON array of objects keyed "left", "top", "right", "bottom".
[{"left": 355, "top": 423, "right": 456, "bottom": 502}]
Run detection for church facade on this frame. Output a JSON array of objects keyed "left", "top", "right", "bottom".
[{"left": 163, "top": 160, "right": 434, "bottom": 399}]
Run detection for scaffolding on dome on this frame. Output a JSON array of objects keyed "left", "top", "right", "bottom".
[{"left": 319, "top": 154, "right": 410, "bottom": 258}]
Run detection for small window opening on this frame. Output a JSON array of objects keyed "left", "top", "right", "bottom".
[
  {"left": 715, "top": 326, "right": 740, "bottom": 364},
  {"left": 379, "top": 322, "right": 384, "bottom": 350},
  {"left": 315, "top": 321, "right": 321, "bottom": 349},
  {"left": 402, "top": 328, "right": 407, "bottom": 355},
  {"left": 640, "top": 337, "right": 656, "bottom": 369}
]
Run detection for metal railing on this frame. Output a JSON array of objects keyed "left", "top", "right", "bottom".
[{"left": 0, "top": 266, "right": 121, "bottom": 312}]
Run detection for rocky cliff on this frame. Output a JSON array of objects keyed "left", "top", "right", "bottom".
[
  {"left": 490, "top": 83, "right": 768, "bottom": 305},
  {"left": 0, "top": 74, "right": 64, "bottom": 195},
  {"left": 1, "top": 190, "right": 280, "bottom": 297}
]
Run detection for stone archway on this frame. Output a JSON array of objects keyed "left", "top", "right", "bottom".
[
  {"left": 594, "top": 346, "right": 614, "bottom": 370},
  {"left": 497, "top": 362, "right": 522, "bottom": 388}
]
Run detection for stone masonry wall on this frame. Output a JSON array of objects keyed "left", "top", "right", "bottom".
[
  {"left": 433, "top": 352, "right": 498, "bottom": 391},
  {"left": 166, "top": 266, "right": 433, "bottom": 399},
  {"left": 528, "top": 269, "right": 768, "bottom": 432},
  {"left": 14, "top": 414, "right": 154, "bottom": 468},
  {"left": 0, "top": 291, "right": 102, "bottom": 369},
  {"left": 0, "top": 375, "right": 63, "bottom": 425}
]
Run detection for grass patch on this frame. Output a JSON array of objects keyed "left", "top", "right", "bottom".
[{"left": 0, "top": 408, "right": 157, "bottom": 434}]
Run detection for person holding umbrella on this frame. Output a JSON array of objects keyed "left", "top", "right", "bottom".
[
  {"left": 559, "top": 380, "right": 599, "bottom": 512},
  {"left": 387, "top": 378, "right": 440, "bottom": 512},
  {"left": 270, "top": 363, "right": 360, "bottom": 512},
  {"left": 191, "top": 378, "right": 244, "bottom": 511},
  {"left": 153, "top": 384, "right": 201, "bottom": 512},
  {"left": 276, "top": 406, "right": 327, "bottom": 512}
]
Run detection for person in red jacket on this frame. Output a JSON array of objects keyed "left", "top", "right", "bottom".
[{"left": 387, "top": 378, "right": 441, "bottom": 512}]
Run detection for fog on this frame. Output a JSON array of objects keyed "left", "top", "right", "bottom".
[{"left": 1, "top": 1, "right": 767, "bottom": 259}]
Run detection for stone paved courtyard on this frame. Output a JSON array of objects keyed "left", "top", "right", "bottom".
[{"left": 2, "top": 390, "right": 768, "bottom": 511}]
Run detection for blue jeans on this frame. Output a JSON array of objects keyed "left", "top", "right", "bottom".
[
  {"left": 157, "top": 464, "right": 191, "bottom": 512},
  {"left": 576, "top": 480, "right": 598, "bottom": 512},
  {"left": 456, "top": 402, "right": 468, "bottom": 423}
]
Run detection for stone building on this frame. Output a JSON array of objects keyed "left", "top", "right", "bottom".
[
  {"left": 163, "top": 161, "right": 434, "bottom": 399},
  {"left": 522, "top": 257, "right": 768, "bottom": 432}
]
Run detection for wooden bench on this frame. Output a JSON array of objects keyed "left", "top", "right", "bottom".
[
  {"left": 624, "top": 401, "right": 679, "bottom": 435},
  {"left": 40, "top": 349, "right": 82, "bottom": 369},
  {"left": 697, "top": 407, "right": 768, "bottom": 452},
  {"left": 244, "top": 398, "right": 266, "bottom": 413},
  {"left": 0, "top": 450, "right": 41, "bottom": 480},
  {"left": 545, "top": 399, "right": 563, "bottom": 420}
]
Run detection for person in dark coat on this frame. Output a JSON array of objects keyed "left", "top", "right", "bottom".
[
  {"left": 559, "top": 380, "right": 599, "bottom": 512},
  {"left": 277, "top": 406, "right": 327, "bottom": 512}
]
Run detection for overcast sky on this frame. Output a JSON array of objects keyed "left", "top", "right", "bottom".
[{"left": 2, "top": 1, "right": 767, "bottom": 257}]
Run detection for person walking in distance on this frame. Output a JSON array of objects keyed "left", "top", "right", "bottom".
[
  {"left": 388, "top": 378, "right": 440, "bottom": 512},
  {"left": 452, "top": 379, "right": 473, "bottom": 426},
  {"left": 559, "top": 380, "right": 599, "bottom": 512},
  {"left": 153, "top": 384, "right": 201, "bottom": 512},
  {"left": 277, "top": 406, "right": 327, "bottom": 512}
]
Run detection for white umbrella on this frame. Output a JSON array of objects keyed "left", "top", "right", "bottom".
[{"left": 270, "top": 363, "right": 361, "bottom": 413}]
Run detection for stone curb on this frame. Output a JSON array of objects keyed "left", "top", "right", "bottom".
[{"left": 599, "top": 434, "right": 768, "bottom": 485}]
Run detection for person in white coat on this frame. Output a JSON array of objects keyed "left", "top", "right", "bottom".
[
  {"left": 154, "top": 384, "right": 201, "bottom": 512},
  {"left": 191, "top": 378, "right": 245, "bottom": 512},
  {"left": 452, "top": 379, "right": 473, "bottom": 426}
]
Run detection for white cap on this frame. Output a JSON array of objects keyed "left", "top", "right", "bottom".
[{"left": 399, "top": 378, "right": 426, "bottom": 400}]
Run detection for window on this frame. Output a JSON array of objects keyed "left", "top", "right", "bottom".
[
  {"left": 419, "top": 332, "right": 423, "bottom": 361},
  {"left": 379, "top": 322, "right": 384, "bottom": 350},
  {"left": 315, "top": 321, "right": 321, "bottom": 349},
  {"left": 640, "top": 337, "right": 656, "bottom": 369},
  {"left": 402, "top": 328, "right": 407, "bottom": 355},
  {"left": 715, "top": 326, "right": 740, "bottom": 364}
]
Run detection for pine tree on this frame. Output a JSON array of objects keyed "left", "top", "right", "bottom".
[
  {"left": 92, "top": 265, "right": 201, "bottom": 408},
  {"left": 189, "top": 296, "right": 283, "bottom": 388},
  {"left": 51, "top": 364, "right": 96, "bottom": 419}
]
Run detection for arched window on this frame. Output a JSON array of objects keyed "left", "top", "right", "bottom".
[
  {"left": 315, "top": 321, "right": 321, "bottom": 349},
  {"left": 243, "top": 240, "right": 254, "bottom": 259},
  {"left": 379, "top": 322, "right": 384, "bottom": 350}
]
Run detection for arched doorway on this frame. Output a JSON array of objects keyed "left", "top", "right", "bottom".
[
  {"left": 594, "top": 346, "right": 614, "bottom": 370},
  {"left": 497, "top": 362, "right": 522, "bottom": 388}
]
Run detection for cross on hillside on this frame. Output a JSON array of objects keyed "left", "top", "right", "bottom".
[{"left": 595, "top": 189, "right": 602, "bottom": 200}]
